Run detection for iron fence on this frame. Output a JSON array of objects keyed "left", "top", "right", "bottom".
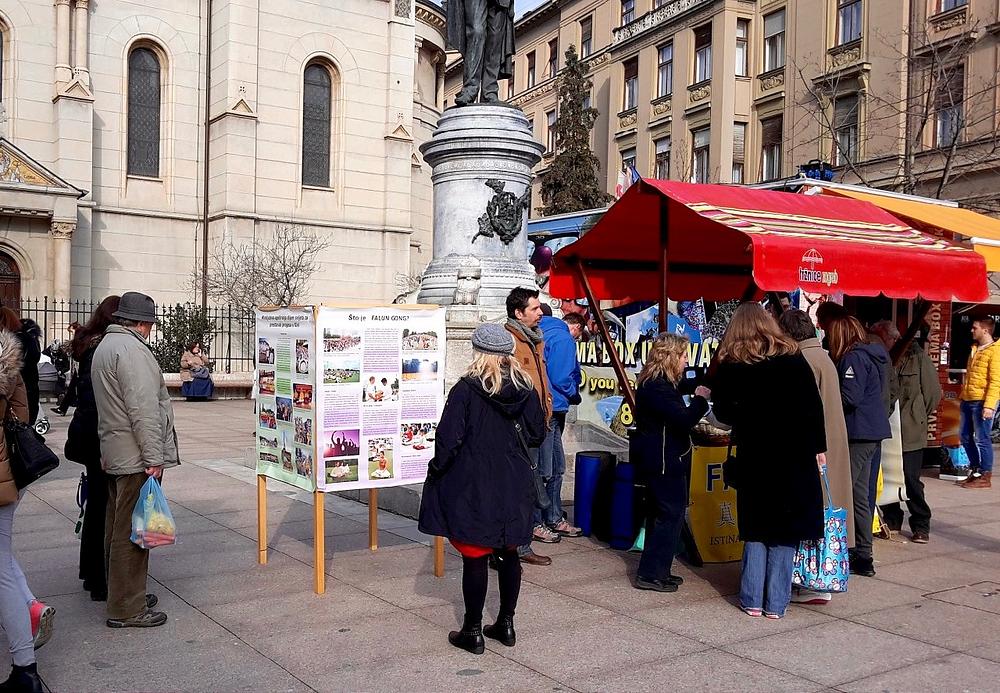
[{"left": 17, "top": 297, "right": 256, "bottom": 374}]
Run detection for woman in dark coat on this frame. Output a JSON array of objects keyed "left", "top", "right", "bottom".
[
  {"left": 712, "top": 303, "right": 827, "bottom": 619},
  {"left": 631, "top": 333, "right": 710, "bottom": 593},
  {"left": 418, "top": 323, "right": 545, "bottom": 655},
  {"left": 0, "top": 309, "right": 41, "bottom": 425},
  {"left": 64, "top": 296, "right": 120, "bottom": 602}
]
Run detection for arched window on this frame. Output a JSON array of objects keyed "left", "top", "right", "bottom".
[
  {"left": 302, "top": 62, "right": 332, "bottom": 188},
  {"left": 127, "top": 47, "right": 162, "bottom": 177}
]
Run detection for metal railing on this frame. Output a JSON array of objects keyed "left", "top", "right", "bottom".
[{"left": 16, "top": 297, "right": 256, "bottom": 374}]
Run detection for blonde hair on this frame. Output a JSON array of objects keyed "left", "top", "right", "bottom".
[
  {"left": 826, "top": 315, "right": 868, "bottom": 363},
  {"left": 637, "top": 333, "right": 689, "bottom": 386},
  {"left": 717, "top": 302, "right": 799, "bottom": 364},
  {"left": 466, "top": 353, "right": 533, "bottom": 395}
]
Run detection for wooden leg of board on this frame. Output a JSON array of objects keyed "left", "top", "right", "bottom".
[
  {"left": 368, "top": 488, "right": 379, "bottom": 551},
  {"left": 433, "top": 536, "right": 445, "bottom": 578},
  {"left": 314, "top": 491, "right": 325, "bottom": 595},
  {"left": 256, "top": 475, "right": 268, "bottom": 565}
]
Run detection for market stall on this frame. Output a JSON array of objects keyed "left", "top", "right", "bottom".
[{"left": 548, "top": 179, "right": 988, "bottom": 561}]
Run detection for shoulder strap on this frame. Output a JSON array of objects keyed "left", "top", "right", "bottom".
[{"left": 513, "top": 420, "right": 538, "bottom": 471}]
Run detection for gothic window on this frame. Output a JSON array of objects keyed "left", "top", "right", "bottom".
[
  {"left": 127, "top": 47, "right": 162, "bottom": 177},
  {"left": 302, "top": 62, "right": 333, "bottom": 188}
]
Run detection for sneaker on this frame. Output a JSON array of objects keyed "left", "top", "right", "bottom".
[
  {"left": 911, "top": 531, "right": 930, "bottom": 544},
  {"left": 29, "top": 601, "right": 55, "bottom": 650},
  {"left": 549, "top": 520, "right": 583, "bottom": 537},
  {"left": 764, "top": 612, "right": 784, "bottom": 620},
  {"left": 532, "top": 524, "right": 561, "bottom": 544},
  {"left": 741, "top": 606, "right": 762, "bottom": 617},
  {"left": 106, "top": 609, "right": 167, "bottom": 629},
  {"left": 634, "top": 576, "right": 678, "bottom": 593},
  {"left": 790, "top": 589, "right": 831, "bottom": 605}
]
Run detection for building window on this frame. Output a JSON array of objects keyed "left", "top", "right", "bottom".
[
  {"left": 302, "top": 62, "right": 333, "bottom": 187},
  {"left": 621, "top": 147, "right": 636, "bottom": 172},
  {"left": 527, "top": 117, "right": 535, "bottom": 137},
  {"left": 935, "top": 64, "right": 964, "bottom": 147},
  {"left": 527, "top": 52, "right": 536, "bottom": 88},
  {"left": 581, "top": 17, "right": 593, "bottom": 58},
  {"left": 0, "top": 27, "right": 5, "bottom": 103},
  {"left": 837, "top": 0, "right": 862, "bottom": 45},
  {"left": 692, "top": 127, "right": 710, "bottom": 183},
  {"left": 127, "top": 47, "right": 162, "bottom": 178},
  {"left": 622, "top": 0, "right": 635, "bottom": 25},
  {"left": 833, "top": 93, "right": 859, "bottom": 165},
  {"left": 657, "top": 43, "right": 673, "bottom": 97},
  {"left": 623, "top": 58, "right": 638, "bottom": 110},
  {"left": 583, "top": 92, "right": 592, "bottom": 111},
  {"left": 694, "top": 24, "right": 712, "bottom": 83},
  {"left": 732, "top": 123, "right": 746, "bottom": 183},
  {"left": 546, "top": 109, "right": 557, "bottom": 153},
  {"left": 654, "top": 137, "right": 671, "bottom": 179},
  {"left": 760, "top": 116, "right": 783, "bottom": 181},
  {"left": 940, "top": 0, "right": 966, "bottom": 11},
  {"left": 735, "top": 19, "right": 749, "bottom": 77},
  {"left": 764, "top": 10, "right": 785, "bottom": 72},
  {"left": 655, "top": 0, "right": 670, "bottom": 6},
  {"left": 548, "top": 38, "right": 559, "bottom": 78}
]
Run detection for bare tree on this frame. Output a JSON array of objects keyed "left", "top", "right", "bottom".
[{"left": 194, "top": 225, "right": 332, "bottom": 312}]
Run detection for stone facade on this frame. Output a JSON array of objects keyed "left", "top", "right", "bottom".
[{"left": 0, "top": 0, "right": 446, "bottom": 304}]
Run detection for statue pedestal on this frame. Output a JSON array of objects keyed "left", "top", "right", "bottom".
[{"left": 417, "top": 105, "right": 544, "bottom": 306}]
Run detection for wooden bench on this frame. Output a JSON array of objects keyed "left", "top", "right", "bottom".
[{"left": 162, "top": 372, "right": 253, "bottom": 400}]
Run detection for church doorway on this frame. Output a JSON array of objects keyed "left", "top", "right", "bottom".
[{"left": 0, "top": 251, "right": 21, "bottom": 307}]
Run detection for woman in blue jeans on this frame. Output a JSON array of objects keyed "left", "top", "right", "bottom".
[{"left": 712, "top": 304, "right": 827, "bottom": 618}]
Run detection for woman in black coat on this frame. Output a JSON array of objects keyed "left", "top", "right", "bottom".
[
  {"left": 631, "top": 334, "right": 710, "bottom": 593},
  {"left": 64, "top": 296, "right": 120, "bottom": 602},
  {"left": 418, "top": 323, "right": 545, "bottom": 655},
  {"left": 711, "top": 303, "right": 827, "bottom": 619}
]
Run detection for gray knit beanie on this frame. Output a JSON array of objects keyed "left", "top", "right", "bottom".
[{"left": 471, "top": 323, "right": 514, "bottom": 356}]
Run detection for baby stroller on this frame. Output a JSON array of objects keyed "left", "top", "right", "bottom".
[{"left": 35, "top": 355, "right": 69, "bottom": 436}]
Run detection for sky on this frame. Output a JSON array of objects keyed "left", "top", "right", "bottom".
[{"left": 514, "top": 0, "right": 548, "bottom": 18}]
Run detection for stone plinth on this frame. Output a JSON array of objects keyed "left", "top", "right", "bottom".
[{"left": 417, "top": 105, "right": 544, "bottom": 306}]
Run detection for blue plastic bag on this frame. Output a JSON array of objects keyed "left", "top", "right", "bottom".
[
  {"left": 792, "top": 468, "right": 849, "bottom": 593},
  {"left": 948, "top": 446, "right": 971, "bottom": 472},
  {"left": 130, "top": 477, "right": 177, "bottom": 549}
]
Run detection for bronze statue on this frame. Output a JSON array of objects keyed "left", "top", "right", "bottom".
[{"left": 446, "top": 0, "right": 516, "bottom": 106}]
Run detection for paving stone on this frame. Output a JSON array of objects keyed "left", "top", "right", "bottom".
[
  {"left": 871, "top": 556, "right": 1000, "bottom": 593},
  {"left": 850, "top": 599, "right": 1000, "bottom": 652},
  {"left": 838, "top": 653, "right": 1000, "bottom": 692}
]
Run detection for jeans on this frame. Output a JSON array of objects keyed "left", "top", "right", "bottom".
[
  {"left": 960, "top": 400, "right": 995, "bottom": 473},
  {"left": 882, "top": 449, "right": 932, "bottom": 534},
  {"left": 518, "top": 447, "right": 542, "bottom": 557},
  {"left": 538, "top": 412, "right": 567, "bottom": 526},
  {"left": 0, "top": 495, "right": 36, "bottom": 666},
  {"left": 868, "top": 446, "right": 882, "bottom": 511},
  {"left": 636, "top": 474, "right": 687, "bottom": 582},
  {"left": 849, "top": 442, "right": 878, "bottom": 560},
  {"left": 739, "top": 541, "right": 797, "bottom": 616}
]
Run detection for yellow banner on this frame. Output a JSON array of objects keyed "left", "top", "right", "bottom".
[{"left": 688, "top": 445, "right": 743, "bottom": 563}]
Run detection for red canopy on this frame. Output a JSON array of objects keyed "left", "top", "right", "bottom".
[{"left": 549, "top": 180, "right": 988, "bottom": 303}]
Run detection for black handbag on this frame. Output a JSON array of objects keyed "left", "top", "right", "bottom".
[
  {"left": 721, "top": 442, "right": 741, "bottom": 490},
  {"left": 5, "top": 409, "right": 60, "bottom": 489},
  {"left": 514, "top": 420, "right": 551, "bottom": 511}
]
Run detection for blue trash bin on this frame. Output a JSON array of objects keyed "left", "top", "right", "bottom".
[
  {"left": 574, "top": 451, "right": 614, "bottom": 536},
  {"left": 609, "top": 462, "right": 641, "bottom": 550}
]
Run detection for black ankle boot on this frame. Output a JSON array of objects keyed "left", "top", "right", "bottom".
[
  {"left": 0, "top": 663, "right": 43, "bottom": 693},
  {"left": 448, "top": 623, "right": 485, "bottom": 655},
  {"left": 484, "top": 614, "right": 516, "bottom": 647}
]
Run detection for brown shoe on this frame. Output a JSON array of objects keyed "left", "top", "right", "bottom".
[
  {"left": 962, "top": 472, "right": 992, "bottom": 489},
  {"left": 519, "top": 550, "right": 551, "bottom": 566},
  {"left": 911, "top": 531, "right": 930, "bottom": 544}
]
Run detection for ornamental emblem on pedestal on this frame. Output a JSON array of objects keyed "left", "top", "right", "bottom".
[{"left": 472, "top": 179, "right": 531, "bottom": 245}]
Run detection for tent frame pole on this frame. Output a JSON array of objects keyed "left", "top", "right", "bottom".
[
  {"left": 659, "top": 195, "right": 669, "bottom": 334},
  {"left": 892, "top": 299, "right": 932, "bottom": 366}
]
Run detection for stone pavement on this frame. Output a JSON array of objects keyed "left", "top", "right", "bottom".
[{"left": 12, "top": 400, "right": 1000, "bottom": 692}]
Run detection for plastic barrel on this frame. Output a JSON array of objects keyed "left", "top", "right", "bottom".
[
  {"left": 590, "top": 453, "right": 618, "bottom": 542},
  {"left": 609, "top": 462, "right": 640, "bottom": 550},
  {"left": 574, "top": 451, "right": 612, "bottom": 536}
]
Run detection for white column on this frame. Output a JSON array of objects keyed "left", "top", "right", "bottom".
[
  {"left": 73, "top": 0, "right": 90, "bottom": 87},
  {"left": 49, "top": 221, "right": 74, "bottom": 300},
  {"left": 55, "top": 0, "right": 72, "bottom": 87}
]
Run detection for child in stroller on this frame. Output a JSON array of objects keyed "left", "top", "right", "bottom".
[{"left": 36, "top": 339, "right": 73, "bottom": 435}]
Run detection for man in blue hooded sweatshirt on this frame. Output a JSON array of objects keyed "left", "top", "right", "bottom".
[{"left": 539, "top": 309, "right": 587, "bottom": 536}]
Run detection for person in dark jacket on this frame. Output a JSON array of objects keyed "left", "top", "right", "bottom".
[
  {"left": 631, "top": 333, "right": 710, "bottom": 593},
  {"left": 418, "top": 323, "right": 545, "bottom": 655},
  {"left": 65, "top": 296, "right": 120, "bottom": 602},
  {"left": 0, "top": 309, "right": 41, "bottom": 425},
  {"left": 712, "top": 303, "right": 827, "bottom": 619},
  {"left": 826, "top": 314, "right": 891, "bottom": 577}
]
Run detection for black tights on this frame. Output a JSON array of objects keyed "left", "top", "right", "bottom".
[{"left": 461, "top": 548, "right": 521, "bottom": 628}]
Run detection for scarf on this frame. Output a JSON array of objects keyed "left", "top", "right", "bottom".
[{"left": 506, "top": 318, "right": 543, "bottom": 346}]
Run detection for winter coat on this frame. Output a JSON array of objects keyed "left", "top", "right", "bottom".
[
  {"left": 799, "top": 338, "right": 855, "bottom": 547},
  {"left": 837, "top": 342, "right": 892, "bottom": 442},
  {"left": 539, "top": 316, "right": 580, "bottom": 413},
  {"left": 179, "top": 350, "right": 211, "bottom": 383},
  {"left": 418, "top": 375, "right": 546, "bottom": 548},
  {"left": 960, "top": 341, "right": 1000, "bottom": 407},
  {"left": 15, "top": 319, "right": 41, "bottom": 425},
  {"left": 65, "top": 341, "right": 102, "bottom": 464},
  {"left": 92, "top": 325, "right": 180, "bottom": 475},
  {"left": 506, "top": 322, "right": 553, "bottom": 422},
  {"left": 0, "top": 331, "right": 30, "bottom": 505},
  {"left": 712, "top": 353, "right": 826, "bottom": 545},
  {"left": 898, "top": 341, "right": 943, "bottom": 453},
  {"left": 631, "top": 376, "right": 708, "bottom": 480}
]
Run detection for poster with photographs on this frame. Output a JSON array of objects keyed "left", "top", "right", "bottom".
[
  {"left": 255, "top": 307, "right": 317, "bottom": 492},
  {"left": 316, "top": 305, "right": 446, "bottom": 492}
]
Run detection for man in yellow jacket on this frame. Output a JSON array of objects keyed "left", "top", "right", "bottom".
[{"left": 959, "top": 317, "right": 1000, "bottom": 489}]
